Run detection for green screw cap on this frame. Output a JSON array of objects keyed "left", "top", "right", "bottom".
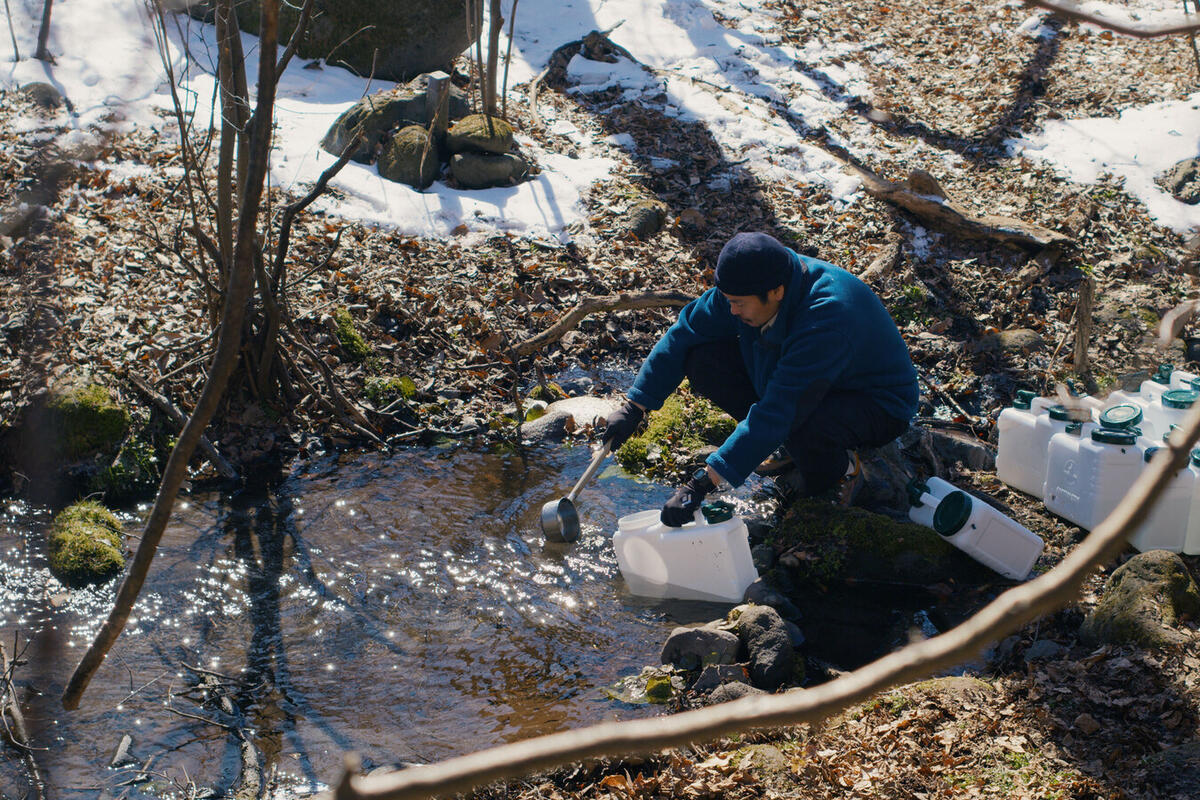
[
  {"left": 933, "top": 491, "right": 973, "bottom": 537},
  {"left": 906, "top": 478, "right": 931, "bottom": 506},
  {"left": 1092, "top": 427, "right": 1137, "bottom": 445},
  {"left": 700, "top": 500, "right": 734, "bottom": 524},
  {"left": 1162, "top": 389, "right": 1198, "bottom": 409},
  {"left": 1099, "top": 403, "right": 1143, "bottom": 429},
  {"left": 1048, "top": 404, "right": 1073, "bottom": 421},
  {"left": 1155, "top": 364, "right": 1175, "bottom": 383},
  {"left": 1013, "top": 390, "right": 1037, "bottom": 410}
]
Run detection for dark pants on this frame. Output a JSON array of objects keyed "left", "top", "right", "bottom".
[{"left": 685, "top": 340, "right": 910, "bottom": 495}]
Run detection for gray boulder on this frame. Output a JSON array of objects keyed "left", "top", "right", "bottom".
[
  {"left": 20, "top": 82, "right": 64, "bottom": 110},
  {"left": 446, "top": 114, "right": 514, "bottom": 155},
  {"left": 450, "top": 153, "right": 529, "bottom": 189},
  {"left": 734, "top": 604, "right": 796, "bottom": 691},
  {"left": 743, "top": 578, "right": 799, "bottom": 620},
  {"left": 1080, "top": 550, "right": 1200, "bottom": 648},
  {"left": 216, "top": 1, "right": 472, "bottom": 84},
  {"left": 321, "top": 76, "right": 469, "bottom": 163},
  {"left": 377, "top": 126, "right": 440, "bottom": 188},
  {"left": 519, "top": 396, "right": 623, "bottom": 443},
  {"left": 660, "top": 625, "right": 740, "bottom": 671}
]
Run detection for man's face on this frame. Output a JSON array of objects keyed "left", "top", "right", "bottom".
[{"left": 723, "top": 285, "right": 785, "bottom": 327}]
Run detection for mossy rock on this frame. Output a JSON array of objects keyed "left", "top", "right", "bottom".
[
  {"left": 377, "top": 125, "right": 440, "bottom": 188},
  {"left": 45, "top": 380, "right": 130, "bottom": 460},
  {"left": 48, "top": 500, "right": 126, "bottom": 586},
  {"left": 450, "top": 152, "right": 529, "bottom": 189},
  {"left": 528, "top": 383, "right": 567, "bottom": 402},
  {"left": 446, "top": 114, "right": 514, "bottom": 155},
  {"left": 616, "top": 384, "right": 736, "bottom": 479},
  {"left": 207, "top": 0, "right": 471, "bottom": 84},
  {"left": 87, "top": 435, "right": 160, "bottom": 501},
  {"left": 322, "top": 78, "right": 469, "bottom": 163},
  {"left": 1079, "top": 550, "right": 1200, "bottom": 648},
  {"left": 773, "top": 498, "right": 995, "bottom": 585},
  {"left": 334, "top": 307, "right": 371, "bottom": 361}
]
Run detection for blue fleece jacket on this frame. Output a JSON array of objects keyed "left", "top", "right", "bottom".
[{"left": 626, "top": 250, "right": 918, "bottom": 487}]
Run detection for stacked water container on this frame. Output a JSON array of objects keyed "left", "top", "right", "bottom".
[{"left": 996, "top": 367, "right": 1200, "bottom": 554}]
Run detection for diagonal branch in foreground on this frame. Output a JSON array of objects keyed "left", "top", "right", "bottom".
[{"left": 327, "top": 404, "right": 1200, "bottom": 800}]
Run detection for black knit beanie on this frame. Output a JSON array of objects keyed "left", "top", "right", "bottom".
[{"left": 714, "top": 232, "right": 792, "bottom": 296}]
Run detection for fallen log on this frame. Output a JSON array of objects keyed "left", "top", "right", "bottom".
[
  {"left": 511, "top": 290, "right": 694, "bottom": 357},
  {"left": 851, "top": 166, "right": 1073, "bottom": 252}
]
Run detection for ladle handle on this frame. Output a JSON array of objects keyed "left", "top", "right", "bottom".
[{"left": 566, "top": 442, "right": 612, "bottom": 502}]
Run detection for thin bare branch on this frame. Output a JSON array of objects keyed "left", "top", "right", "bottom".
[{"left": 511, "top": 290, "right": 695, "bottom": 357}]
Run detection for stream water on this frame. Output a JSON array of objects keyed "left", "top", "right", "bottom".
[{"left": 0, "top": 444, "right": 778, "bottom": 798}]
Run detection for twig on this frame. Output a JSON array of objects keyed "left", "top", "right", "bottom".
[
  {"left": 511, "top": 290, "right": 694, "bottom": 357},
  {"left": 916, "top": 369, "right": 979, "bottom": 424}
]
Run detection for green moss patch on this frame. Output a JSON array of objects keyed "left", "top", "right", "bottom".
[
  {"left": 616, "top": 383, "right": 735, "bottom": 479},
  {"left": 773, "top": 499, "right": 992, "bottom": 585},
  {"left": 87, "top": 435, "right": 160, "bottom": 501},
  {"left": 365, "top": 375, "right": 417, "bottom": 407},
  {"left": 334, "top": 307, "right": 371, "bottom": 362},
  {"left": 48, "top": 500, "right": 126, "bottom": 586},
  {"left": 46, "top": 381, "right": 129, "bottom": 459}
]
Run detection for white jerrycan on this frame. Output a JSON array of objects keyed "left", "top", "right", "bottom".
[
  {"left": 1127, "top": 447, "right": 1200, "bottom": 554},
  {"left": 1141, "top": 389, "right": 1200, "bottom": 444},
  {"left": 1044, "top": 424, "right": 1147, "bottom": 531},
  {"left": 997, "top": 402, "right": 1082, "bottom": 499},
  {"left": 612, "top": 501, "right": 758, "bottom": 603},
  {"left": 907, "top": 477, "right": 1044, "bottom": 581},
  {"left": 1139, "top": 364, "right": 1176, "bottom": 406}
]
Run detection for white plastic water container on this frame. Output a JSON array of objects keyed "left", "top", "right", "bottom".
[
  {"left": 1127, "top": 447, "right": 1200, "bottom": 554},
  {"left": 612, "top": 504, "right": 758, "bottom": 603},
  {"left": 1140, "top": 389, "right": 1199, "bottom": 444},
  {"left": 1169, "top": 368, "right": 1199, "bottom": 390},
  {"left": 997, "top": 404, "right": 1079, "bottom": 499},
  {"left": 1138, "top": 365, "right": 1175, "bottom": 406},
  {"left": 907, "top": 477, "right": 1044, "bottom": 580},
  {"left": 1044, "top": 424, "right": 1147, "bottom": 530}
]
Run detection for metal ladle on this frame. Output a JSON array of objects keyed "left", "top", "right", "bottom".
[{"left": 540, "top": 442, "right": 612, "bottom": 543}]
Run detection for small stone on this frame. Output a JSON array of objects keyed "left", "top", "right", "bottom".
[
  {"left": 691, "top": 664, "right": 749, "bottom": 693},
  {"left": 1024, "top": 639, "right": 1066, "bottom": 662},
  {"left": 704, "top": 681, "right": 764, "bottom": 705},
  {"left": 734, "top": 604, "right": 796, "bottom": 691},
  {"left": 751, "top": 543, "right": 776, "bottom": 571},
  {"left": 1156, "top": 156, "right": 1200, "bottom": 205},
  {"left": 1073, "top": 712, "right": 1102, "bottom": 735},
  {"left": 620, "top": 200, "right": 668, "bottom": 239}
]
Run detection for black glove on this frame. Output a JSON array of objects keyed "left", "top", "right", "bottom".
[
  {"left": 661, "top": 468, "right": 716, "bottom": 527},
  {"left": 602, "top": 400, "right": 645, "bottom": 448}
]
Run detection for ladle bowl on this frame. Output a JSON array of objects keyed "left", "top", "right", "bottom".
[{"left": 540, "top": 443, "right": 611, "bottom": 543}]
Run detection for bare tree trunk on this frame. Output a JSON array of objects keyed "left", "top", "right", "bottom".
[
  {"left": 4, "top": 0, "right": 20, "bottom": 61},
  {"left": 61, "top": 0, "right": 283, "bottom": 711},
  {"left": 485, "top": 0, "right": 503, "bottom": 116},
  {"left": 1074, "top": 274, "right": 1095, "bottom": 377},
  {"left": 33, "top": 0, "right": 51, "bottom": 61}
]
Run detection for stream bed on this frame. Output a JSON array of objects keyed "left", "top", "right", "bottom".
[{"left": 0, "top": 445, "right": 774, "bottom": 798}]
